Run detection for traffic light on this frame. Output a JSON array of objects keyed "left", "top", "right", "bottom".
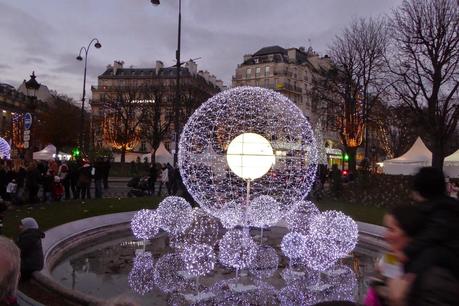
[
  {"left": 72, "top": 147, "right": 81, "bottom": 158},
  {"left": 343, "top": 153, "right": 349, "bottom": 161}
]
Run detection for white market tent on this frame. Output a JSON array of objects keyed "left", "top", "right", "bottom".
[
  {"left": 32, "top": 144, "right": 71, "bottom": 161},
  {"left": 444, "top": 149, "right": 459, "bottom": 178},
  {"left": 383, "top": 137, "right": 432, "bottom": 175},
  {"left": 142, "top": 142, "right": 174, "bottom": 165}
]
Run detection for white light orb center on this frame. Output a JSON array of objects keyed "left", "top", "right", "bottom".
[{"left": 226, "top": 133, "right": 275, "bottom": 180}]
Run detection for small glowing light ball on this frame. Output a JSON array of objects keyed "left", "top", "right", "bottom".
[
  {"left": 218, "top": 229, "right": 257, "bottom": 270},
  {"left": 130, "top": 209, "right": 159, "bottom": 240},
  {"left": 226, "top": 133, "right": 275, "bottom": 180},
  {"left": 219, "top": 200, "right": 244, "bottom": 229},
  {"left": 247, "top": 195, "right": 281, "bottom": 228},
  {"left": 249, "top": 245, "right": 279, "bottom": 279},
  {"left": 285, "top": 200, "right": 320, "bottom": 235},
  {"left": 171, "top": 208, "right": 221, "bottom": 250},
  {"left": 153, "top": 253, "right": 189, "bottom": 293},
  {"left": 182, "top": 243, "right": 216, "bottom": 277},
  {"left": 156, "top": 196, "right": 193, "bottom": 235},
  {"left": 128, "top": 252, "right": 155, "bottom": 295},
  {"left": 178, "top": 86, "right": 318, "bottom": 219},
  {"left": 281, "top": 232, "right": 308, "bottom": 260},
  {"left": 309, "top": 210, "right": 358, "bottom": 259}
]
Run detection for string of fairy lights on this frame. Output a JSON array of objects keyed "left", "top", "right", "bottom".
[{"left": 125, "top": 87, "right": 360, "bottom": 303}]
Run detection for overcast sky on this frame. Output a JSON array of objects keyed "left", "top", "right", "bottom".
[{"left": 0, "top": 0, "right": 402, "bottom": 102}]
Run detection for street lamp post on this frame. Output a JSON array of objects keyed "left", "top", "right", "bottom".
[
  {"left": 151, "top": 0, "right": 181, "bottom": 167},
  {"left": 76, "top": 38, "right": 102, "bottom": 153}
]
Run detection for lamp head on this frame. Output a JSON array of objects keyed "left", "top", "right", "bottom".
[
  {"left": 76, "top": 55, "right": 83, "bottom": 61},
  {"left": 94, "top": 41, "right": 102, "bottom": 49},
  {"left": 151, "top": 0, "right": 160, "bottom": 5}
]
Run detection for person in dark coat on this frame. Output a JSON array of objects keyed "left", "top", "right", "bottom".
[
  {"left": 387, "top": 167, "right": 459, "bottom": 305},
  {"left": 94, "top": 158, "right": 104, "bottom": 199},
  {"left": 25, "top": 163, "right": 40, "bottom": 204},
  {"left": 16, "top": 217, "right": 45, "bottom": 281},
  {"left": 78, "top": 162, "right": 92, "bottom": 202}
]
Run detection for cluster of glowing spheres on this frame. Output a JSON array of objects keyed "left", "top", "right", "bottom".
[
  {"left": 128, "top": 252, "right": 155, "bottom": 295},
  {"left": 281, "top": 232, "right": 308, "bottom": 260},
  {"left": 247, "top": 195, "right": 281, "bottom": 228},
  {"left": 156, "top": 196, "right": 193, "bottom": 235},
  {"left": 182, "top": 243, "right": 216, "bottom": 277},
  {"left": 218, "top": 229, "right": 257, "bottom": 270},
  {"left": 153, "top": 253, "right": 189, "bottom": 293},
  {"left": 285, "top": 200, "right": 320, "bottom": 235},
  {"left": 130, "top": 209, "right": 159, "bottom": 240},
  {"left": 249, "top": 245, "right": 279, "bottom": 279},
  {"left": 171, "top": 208, "right": 221, "bottom": 250},
  {"left": 178, "top": 86, "right": 318, "bottom": 221}
]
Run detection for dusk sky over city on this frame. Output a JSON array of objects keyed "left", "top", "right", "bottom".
[{"left": 0, "top": 0, "right": 402, "bottom": 101}]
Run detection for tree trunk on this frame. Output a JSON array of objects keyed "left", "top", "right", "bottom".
[
  {"left": 347, "top": 147, "right": 358, "bottom": 174},
  {"left": 431, "top": 147, "right": 445, "bottom": 170},
  {"left": 121, "top": 146, "right": 126, "bottom": 164},
  {"left": 151, "top": 147, "right": 158, "bottom": 165}
]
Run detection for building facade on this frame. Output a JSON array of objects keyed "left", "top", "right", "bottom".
[
  {"left": 232, "top": 45, "right": 342, "bottom": 166},
  {"left": 91, "top": 59, "right": 224, "bottom": 158}
]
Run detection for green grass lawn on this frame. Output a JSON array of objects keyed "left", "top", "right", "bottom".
[
  {"left": 2, "top": 196, "right": 385, "bottom": 239},
  {"left": 2, "top": 197, "right": 162, "bottom": 238},
  {"left": 316, "top": 197, "right": 386, "bottom": 225}
]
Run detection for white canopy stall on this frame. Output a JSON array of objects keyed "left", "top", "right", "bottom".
[
  {"left": 444, "top": 149, "right": 459, "bottom": 178},
  {"left": 383, "top": 137, "right": 432, "bottom": 175},
  {"left": 142, "top": 142, "right": 174, "bottom": 165},
  {"left": 33, "top": 144, "right": 71, "bottom": 161}
]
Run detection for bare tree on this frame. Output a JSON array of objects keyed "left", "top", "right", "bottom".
[
  {"left": 313, "top": 17, "right": 388, "bottom": 173},
  {"left": 141, "top": 83, "right": 172, "bottom": 165},
  {"left": 101, "top": 81, "right": 146, "bottom": 164},
  {"left": 389, "top": 0, "right": 459, "bottom": 169}
]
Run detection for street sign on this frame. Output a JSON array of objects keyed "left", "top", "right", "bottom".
[
  {"left": 24, "top": 113, "right": 33, "bottom": 130},
  {"left": 24, "top": 141, "right": 29, "bottom": 149},
  {"left": 23, "top": 130, "right": 31, "bottom": 136},
  {"left": 23, "top": 134, "right": 30, "bottom": 141}
]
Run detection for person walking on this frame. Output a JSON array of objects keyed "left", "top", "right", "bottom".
[
  {"left": 94, "top": 158, "right": 104, "bottom": 199},
  {"left": 78, "top": 161, "right": 92, "bottom": 203},
  {"left": 58, "top": 162, "right": 70, "bottom": 200},
  {"left": 157, "top": 165, "right": 168, "bottom": 196}
]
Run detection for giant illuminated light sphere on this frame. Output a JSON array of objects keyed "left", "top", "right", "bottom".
[
  {"left": 281, "top": 232, "right": 308, "bottom": 261},
  {"left": 156, "top": 196, "right": 193, "bottom": 235},
  {"left": 178, "top": 86, "right": 318, "bottom": 220},
  {"left": 0, "top": 137, "right": 10, "bottom": 159},
  {"left": 249, "top": 245, "right": 279, "bottom": 279}
]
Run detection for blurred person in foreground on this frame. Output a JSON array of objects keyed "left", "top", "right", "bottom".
[
  {"left": 387, "top": 167, "right": 459, "bottom": 305},
  {"left": 15, "top": 217, "right": 45, "bottom": 281},
  {"left": 0, "top": 236, "right": 21, "bottom": 306}
]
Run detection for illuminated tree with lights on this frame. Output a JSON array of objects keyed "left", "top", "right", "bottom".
[
  {"left": 313, "top": 17, "right": 389, "bottom": 172},
  {"left": 100, "top": 81, "right": 147, "bottom": 163}
]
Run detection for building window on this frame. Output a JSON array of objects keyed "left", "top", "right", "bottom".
[
  {"left": 265, "top": 66, "right": 270, "bottom": 76},
  {"left": 246, "top": 68, "right": 252, "bottom": 78},
  {"left": 256, "top": 67, "right": 261, "bottom": 77}
]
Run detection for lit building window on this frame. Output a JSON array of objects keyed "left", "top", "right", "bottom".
[
  {"left": 265, "top": 66, "right": 270, "bottom": 76},
  {"left": 256, "top": 67, "right": 261, "bottom": 77},
  {"left": 246, "top": 68, "right": 252, "bottom": 78}
]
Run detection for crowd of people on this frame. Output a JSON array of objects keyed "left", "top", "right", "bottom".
[{"left": 0, "top": 157, "right": 111, "bottom": 207}]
